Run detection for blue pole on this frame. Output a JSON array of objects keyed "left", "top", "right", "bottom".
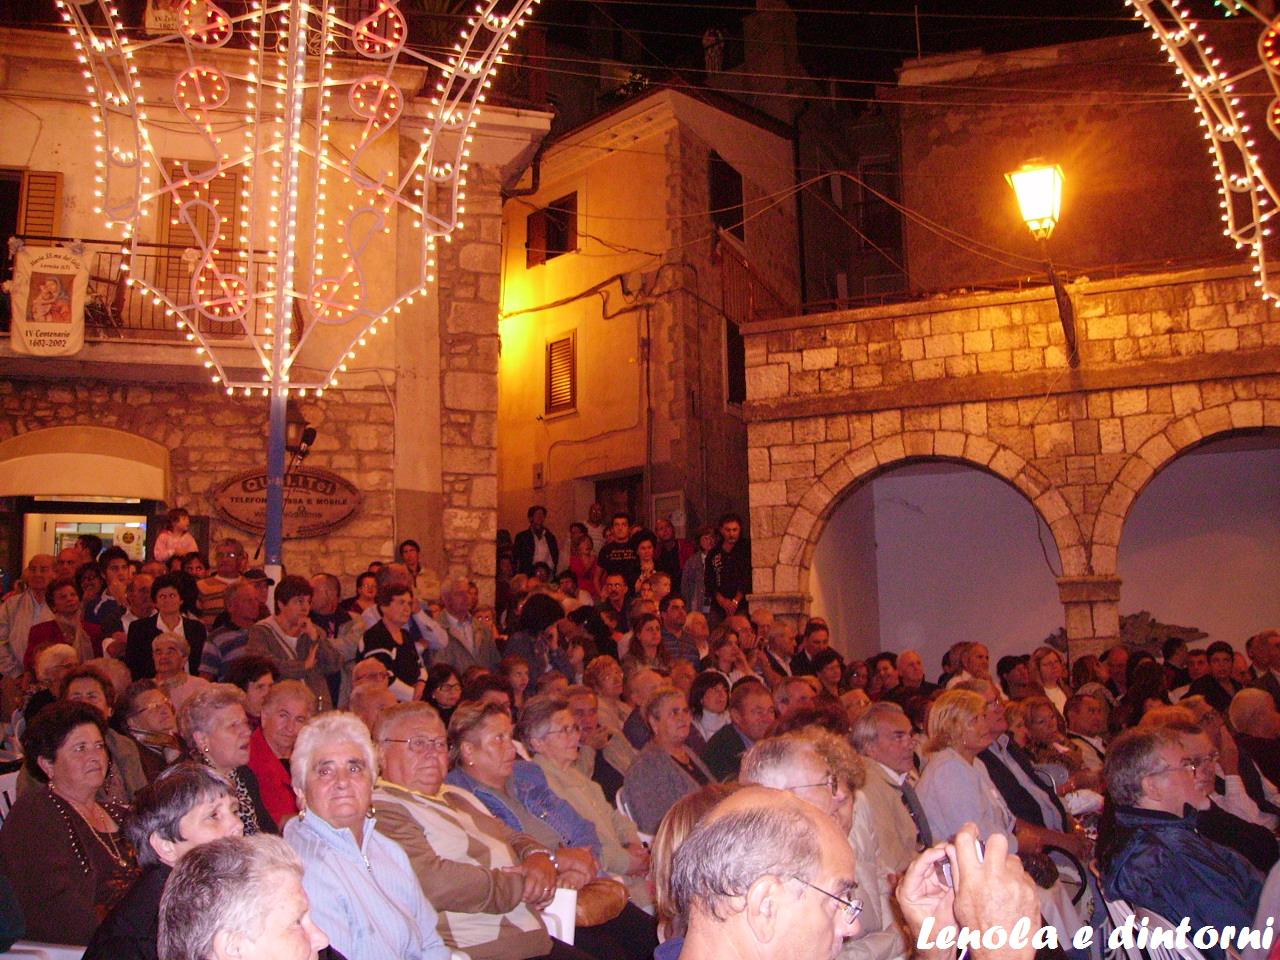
[{"left": 265, "top": 387, "right": 287, "bottom": 573}]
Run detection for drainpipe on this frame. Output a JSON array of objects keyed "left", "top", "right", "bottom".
[{"left": 791, "top": 99, "right": 811, "bottom": 307}]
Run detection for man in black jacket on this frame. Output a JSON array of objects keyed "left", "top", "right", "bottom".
[{"left": 511, "top": 505, "right": 558, "bottom": 577}]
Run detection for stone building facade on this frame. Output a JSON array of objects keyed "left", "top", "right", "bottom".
[{"left": 742, "top": 265, "right": 1280, "bottom": 656}]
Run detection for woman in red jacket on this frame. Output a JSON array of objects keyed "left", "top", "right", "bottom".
[{"left": 246, "top": 680, "right": 315, "bottom": 827}]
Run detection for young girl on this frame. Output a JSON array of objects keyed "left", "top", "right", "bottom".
[{"left": 153, "top": 507, "right": 198, "bottom": 562}]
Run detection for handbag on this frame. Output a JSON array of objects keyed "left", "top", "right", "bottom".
[{"left": 572, "top": 877, "right": 629, "bottom": 926}]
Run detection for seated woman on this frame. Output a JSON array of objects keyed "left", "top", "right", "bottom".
[
  {"left": 620, "top": 687, "right": 713, "bottom": 835},
  {"left": 248, "top": 679, "right": 315, "bottom": 827},
  {"left": 23, "top": 641, "right": 78, "bottom": 725},
  {"left": 583, "top": 656, "right": 628, "bottom": 733},
  {"left": 500, "top": 655, "right": 533, "bottom": 717},
  {"left": 225, "top": 655, "right": 280, "bottom": 730},
  {"left": 688, "top": 671, "right": 730, "bottom": 743},
  {"left": 372, "top": 701, "right": 590, "bottom": 960},
  {"left": 0, "top": 701, "right": 138, "bottom": 945},
  {"left": 82, "top": 763, "right": 244, "bottom": 960},
  {"left": 179, "top": 684, "right": 276, "bottom": 835},
  {"left": 114, "top": 680, "right": 183, "bottom": 782},
  {"left": 425, "top": 662, "right": 464, "bottom": 727},
  {"left": 284, "top": 711, "right": 449, "bottom": 960},
  {"left": 152, "top": 632, "right": 210, "bottom": 714},
  {"left": 358, "top": 583, "right": 427, "bottom": 701},
  {"left": 24, "top": 575, "right": 100, "bottom": 672},
  {"left": 619, "top": 614, "right": 670, "bottom": 675},
  {"left": 126, "top": 573, "right": 208, "bottom": 680},
  {"left": 521, "top": 694, "right": 652, "bottom": 910},
  {"left": 447, "top": 701, "right": 658, "bottom": 960}
]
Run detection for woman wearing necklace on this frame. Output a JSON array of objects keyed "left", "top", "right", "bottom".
[
  {"left": 178, "top": 684, "right": 277, "bottom": 836},
  {"left": 0, "top": 700, "right": 138, "bottom": 945}
]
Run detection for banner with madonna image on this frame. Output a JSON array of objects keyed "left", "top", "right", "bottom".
[{"left": 8, "top": 245, "right": 87, "bottom": 356}]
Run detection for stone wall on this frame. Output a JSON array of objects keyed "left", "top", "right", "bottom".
[
  {"left": 742, "top": 265, "right": 1280, "bottom": 656},
  {"left": 0, "top": 379, "right": 395, "bottom": 587}
]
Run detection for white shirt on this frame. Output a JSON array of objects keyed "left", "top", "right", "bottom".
[
  {"left": 531, "top": 531, "right": 553, "bottom": 568},
  {"left": 0, "top": 591, "right": 52, "bottom": 677}
]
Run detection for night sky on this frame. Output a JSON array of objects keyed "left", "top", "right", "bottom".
[{"left": 539, "top": 0, "right": 1140, "bottom": 88}]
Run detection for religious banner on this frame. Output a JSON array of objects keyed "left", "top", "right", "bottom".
[
  {"left": 211, "top": 466, "right": 363, "bottom": 539},
  {"left": 7, "top": 246, "right": 87, "bottom": 356}
]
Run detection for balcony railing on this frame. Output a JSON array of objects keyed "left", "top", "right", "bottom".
[
  {"left": 2, "top": 237, "right": 279, "bottom": 343},
  {"left": 718, "top": 232, "right": 796, "bottom": 326}
]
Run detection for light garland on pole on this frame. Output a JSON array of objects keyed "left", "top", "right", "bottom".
[
  {"left": 1127, "top": 0, "right": 1280, "bottom": 303},
  {"left": 56, "top": 0, "right": 540, "bottom": 568}
]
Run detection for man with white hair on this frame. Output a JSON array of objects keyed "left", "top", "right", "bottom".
[
  {"left": 672, "top": 786, "right": 862, "bottom": 960},
  {"left": 851, "top": 702, "right": 929, "bottom": 877},
  {"left": 435, "top": 577, "right": 500, "bottom": 673},
  {"left": 0, "top": 554, "right": 55, "bottom": 678}
]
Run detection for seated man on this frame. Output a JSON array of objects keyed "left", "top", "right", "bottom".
[
  {"left": 566, "top": 683, "right": 637, "bottom": 804},
  {"left": 1099, "top": 726, "right": 1262, "bottom": 960},
  {"left": 1064, "top": 693, "right": 1107, "bottom": 771},
  {"left": 700, "top": 680, "right": 776, "bottom": 782},
  {"left": 851, "top": 702, "right": 929, "bottom": 878},
  {"left": 670, "top": 785, "right": 862, "bottom": 960}
]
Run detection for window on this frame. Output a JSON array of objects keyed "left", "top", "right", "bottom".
[
  {"left": 155, "top": 160, "right": 244, "bottom": 313},
  {"left": 709, "top": 151, "right": 744, "bottom": 241},
  {"left": 526, "top": 192, "right": 577, "bottom": 268},
  {"left": 1, "top": 168, "right": 64, "bottom": 240},
  {"left": 725, "top": 317, "right": 746, "bottom": 405},
  {"left": 545, "top": 333, "right": 577, "bottom": 415},
  {"left": 856, "top": 157, "right": 903, "bottom": 254}
]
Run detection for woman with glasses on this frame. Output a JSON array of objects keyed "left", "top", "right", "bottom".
[
  {"left": 521, "top": 695, "right": 652, "bottom": 909},
  {"left": 424, "top": 663, "right": 464, "bottom": 726}
]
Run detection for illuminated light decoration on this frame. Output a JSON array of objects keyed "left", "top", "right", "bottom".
[{"left": 1129, "top": 0, "right": 1280, "bottom": 302}]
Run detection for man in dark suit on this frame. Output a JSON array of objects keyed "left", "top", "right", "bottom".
[
  {"left": 700, "top": 681, "right": 776, "bottom": 781},
  {"left": 511, "top": 505, "right": 558, "bottom": 577},
  {"left": 1248, "top": 629, "right": 1280, "bottom": 707}
]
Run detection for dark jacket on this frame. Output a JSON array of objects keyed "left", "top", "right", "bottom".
[
  {"left": 1186, "top": 675, "right": 1241, "bottom": 715},
  {"left": 700, "top": 723, "right": 749, "bottom": 782},
  {"left": 512, "top": 528, "right": 558, "bottom": 577},
  {"left": 82, "top": 862, "right": 169, "bottom": 960},
  {"left": 125, "top": 614, "right": 207, "bottom": 679},
  {"left": 1099, "top": 804, "right": 1261, "bottom": 959},
  {"left": 978, "top": 737, "right": 1068, "bottom": 831}
]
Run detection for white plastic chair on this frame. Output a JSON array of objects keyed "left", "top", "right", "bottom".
[
  {"left": 1103, "top": 898, "right": 1213, "bottom": 960},
  {"left": 0, "top": 943, "right": 86, "bottom": 959},
  {"left": 614, "top": 788, "right": 653, "bottom": 845}
]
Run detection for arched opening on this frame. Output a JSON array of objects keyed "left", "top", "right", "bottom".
[
  {"left": 0, "top": 426, "right": 170, "bottom": 577},
  {"left": 811, "top": 459, "right": 1064, "bottom": 670},
  {"left": 1117, "top": 430, "right": 1280, "bottom": 645}
]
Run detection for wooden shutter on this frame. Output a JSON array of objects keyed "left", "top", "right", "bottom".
[
  {"left": 526, "top": 206, "right": 548, "bottom": 268},
  {"left": 545, "top": 333, "right": 576, "bottom": 414},
  {"left": 19, "top": 171, "right": 63, "bottom": 236}
]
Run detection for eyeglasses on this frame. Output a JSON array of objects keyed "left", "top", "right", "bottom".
[
  {"left": 435, "top": 681, "right": 462, "bottom": 692},
  {"left": 790, "top": 774, "right": 840, "bottom": 797},
  {"left": 382, "top": 736, "right": 449, "bottom": 754},
  {"left": 545, "top": 723, "right": 581, "bottom": 737},
  {"left": 1148, "top": 759, "right": 1196, "bottom": 778},
  {"left": 130, "top": 700, "right": 174, "bottom": 719},
  {"left": 791, "top": 876, "right": 862, "bottom": 924},
  {"left": 1188, "top": 752, "right": 1220, "bottom": 774}
]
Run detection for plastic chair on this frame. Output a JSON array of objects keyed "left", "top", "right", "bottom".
[{"left": 542, "top": 887, "right": 578, "bottom": 945}]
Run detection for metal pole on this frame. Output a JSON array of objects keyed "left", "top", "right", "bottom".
[{"left": 264, "top": 0, "right": 308, "bottom": 582}]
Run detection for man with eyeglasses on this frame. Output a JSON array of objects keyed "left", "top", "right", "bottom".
[
  {"left": 670, "top": 785, "right": 861, "bottom": 960},
  {"left": 196, "top": 539, "right": 246, "bottom": 630},
  {"left": 740, "top": 733, "right": 903, "bottom": 960},
  {"left": 1100, "top": 726, "right": 1262, "bottom": 960}
]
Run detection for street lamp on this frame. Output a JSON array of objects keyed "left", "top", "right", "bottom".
[{"left": 1006, "top": 161, "right": 1079, "bottom": 366}]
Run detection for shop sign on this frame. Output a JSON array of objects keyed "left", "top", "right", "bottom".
[{"left": 211, "top": 467, "right": 362, "bottom": 538}]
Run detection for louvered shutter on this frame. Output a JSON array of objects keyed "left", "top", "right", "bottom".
[
  {"left": 19, "top": 171, "right": 62, "bottom": 236},
  {"left": 545, "top": 334, "right": 576, "bottom": 414}
]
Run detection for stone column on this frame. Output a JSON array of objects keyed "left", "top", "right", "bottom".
[
  {"left": 746, "top": 591, "right": 810, "bottom": 622},
  {"left": 1057, "top": 575, "right": 1122, "bottom": 660}
]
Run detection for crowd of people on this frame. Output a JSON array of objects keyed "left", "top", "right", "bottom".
[{"left": 0, "top": 502, "right": 1275, "bottom": 960}]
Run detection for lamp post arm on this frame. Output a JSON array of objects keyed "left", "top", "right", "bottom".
[{"left": 1040, "top": 239, "right": 1080, "bottom": 368}]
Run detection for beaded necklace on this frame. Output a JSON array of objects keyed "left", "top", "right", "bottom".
[{"left": 47, "top": 787, "right": 130, "bottom": 870}]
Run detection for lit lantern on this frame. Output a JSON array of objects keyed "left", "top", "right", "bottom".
[{"left": 1005, "top": 162, "right": 1064, "bottom": 241}]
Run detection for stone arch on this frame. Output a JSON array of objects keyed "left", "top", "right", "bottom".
[
  {"left": 1091, "top": 397, "right": 1280, "bottom": 575},
  {"left": 767, "top": 427, "right": 1087, "bottom": 600},
  {"left": 0, "top": 425, "right": 170, "bottom": 500}
]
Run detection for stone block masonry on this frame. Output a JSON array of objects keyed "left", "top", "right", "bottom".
[{"left": 741, "top": 265, "right": 1280, "bottom": 656}]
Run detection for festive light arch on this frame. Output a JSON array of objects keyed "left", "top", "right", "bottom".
[
  {"left": 57, "top": 0, "right": 540, "bottom": 394},
  {"left": 1128, "top": 0, "right": 1280, "bottom": 303}
]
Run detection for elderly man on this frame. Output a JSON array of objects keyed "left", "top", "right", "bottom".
[
  {"left": 701, "top": 681, "right": 777, "bottom": 781},
  {"left": 1248, "top": 628, "right": 1280, "bottom": 708},
  {"left": 199, "top": 580, "right": 262, "bottom": 681},
  {"left": 774, "top": 675, "right": 817, "bottom": 719},
  {"left": 1064, "top": 692, "right": 1108, "bottom": 771},
  {"left": 436, "top": 577, "right": 500, "bottom": 672},
  {"left": 1100, "top": 727, "right": 1262, "bottom": 959},
  {"left": 0, "top": 554, "right": 55, "bottom": 678},
  {"left": 851, "top": 702, "right": 929, "bottom": 877},
  {"left": 671, "top": 786, "right": 862, "bottom": 960},
  {"left": 102, "top": 572, "right": 155, "bottom": 659},
  {"left": 946, "top": 643, "right": 990, "bottom": 688},
  {"left": 759, "top": 619, "right": 796, "bottom": 683},
  {"left": 740, "top": 735, "right": 903, "bottom": 960},
  {"left": 622, "top": 667, "right": 667, "bottom": 749}
]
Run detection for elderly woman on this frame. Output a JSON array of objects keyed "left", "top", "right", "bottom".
[
  {"left": 153, "top": 632, "right": 210, "bottom": 713},
  {"left": 620, "top": 686, "right": 713, "bottom": 835},
  {"left": 583, "top": 655, "right": 627, "bottom": 733},
  {"left": 284, "top": 711, "right": 449, "bottom": 960},
  {"left": 248, "top": 679, "right": 315, "bottom": 827},
  {"left": 916, "top": 689, "right": 1016, "bottom": 846},
  {"left": 114, "top": 680, "right": 183, "bottom": 781},
  {"left": 1029, "top": 646, "right": 1072, "bottom": 715},
  {"left": 0, "top": 701, "right": 138, "bottom": 944},
  {"left": 23, "top": 641, "right": 78, "bottom": 724},
  {"left": 521, "top": 694, "right": 652, "bottom": 909},
  {"left": 24, "top": 575, "right": 99, "bottom": 672},
  {"left": 179, "top": 684, "right": 276, "bottom": 835},
  {"left": 159, "top": 835, "right": 333, "bottom": 960},
  {"left": 126, "top": 573, "right": 208, "bottom": 681},
  {"left": 445, "top": 701, "right": 658, "bottom": 960},
  {"left": 372, "top": 701, "right": 587, "bottom": 960},
  {"left": 82, "top": 763, "right": 244, "bottom": 960}
]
